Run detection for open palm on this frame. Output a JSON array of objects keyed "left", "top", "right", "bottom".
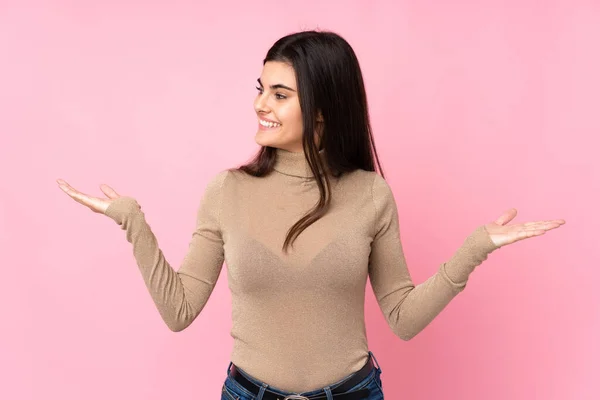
[
  {"left": 56, "top": 178, "right": 125, "bottom": 214},
  {"left": 485, "top": 208, "right": 565, "bottom": 248}
]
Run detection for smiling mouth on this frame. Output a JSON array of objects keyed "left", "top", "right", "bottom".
[{"left": 259, "top": 119, "right": 282, "bottom": 128}]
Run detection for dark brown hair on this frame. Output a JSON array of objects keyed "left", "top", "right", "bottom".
[{"left": 235, "top": 30, "right": 385, "bottom": 253}]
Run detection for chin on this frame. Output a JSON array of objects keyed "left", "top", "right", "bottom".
[
  {"left": 254, "top": 131, "right": 301, "bottom": 151},
  {"left": 255, "top": 131, "right": 281, "bottom": 148},
  {"left": 254, "top": 134, "right": 272, "bottom": 147}
]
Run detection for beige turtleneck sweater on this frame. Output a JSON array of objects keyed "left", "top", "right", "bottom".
[{"left": 104, "top": 148, "right": 498, "bottom": 392}]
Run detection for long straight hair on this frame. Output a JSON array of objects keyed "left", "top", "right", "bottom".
[{"left": 236, "top": 30, "right": 385, "bottom": 253}]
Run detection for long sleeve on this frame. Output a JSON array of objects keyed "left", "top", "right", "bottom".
[
  {"left": 368, "top": 174, "right": 498, "bottom": 340},
  {"left": 103, "top": 170, "right": 229, "bottom": 332}
]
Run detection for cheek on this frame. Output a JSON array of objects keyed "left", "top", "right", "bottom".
[{"left": 281, "top": 104, "right": 303, "bottom": 133}]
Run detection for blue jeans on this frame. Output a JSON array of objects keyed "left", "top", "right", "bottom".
[{"left": 221, "top": 351, "right": 384, "bottom": 400}]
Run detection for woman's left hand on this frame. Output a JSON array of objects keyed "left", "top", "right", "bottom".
[{"left": 485, "top": 208, "right": 566, "bottom": 248}]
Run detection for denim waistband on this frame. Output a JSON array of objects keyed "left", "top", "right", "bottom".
[{"left": 226, "top": 351, "right": 382, "bottom": 397}]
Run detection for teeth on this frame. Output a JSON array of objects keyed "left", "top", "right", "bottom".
[{"left": 260, "top": 119, "right": 281, "bottom": 128}]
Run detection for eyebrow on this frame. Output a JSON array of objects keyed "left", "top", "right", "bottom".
[{"left": 257, "top": 78, "right": 296, "bottom": 92}]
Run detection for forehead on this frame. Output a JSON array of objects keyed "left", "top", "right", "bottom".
[{"left": 260, "top": 61, "right": 297, "bottom": 87}]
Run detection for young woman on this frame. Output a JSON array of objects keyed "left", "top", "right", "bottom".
[{"left": 56, "top": 30, "right": 565, "bottom": 400}]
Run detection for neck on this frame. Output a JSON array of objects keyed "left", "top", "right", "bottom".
[{"left": 273, "top": 147, "right": 327, "bottom": 179}]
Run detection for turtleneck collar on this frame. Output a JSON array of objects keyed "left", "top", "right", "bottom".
[{"left": 273, "top": 148, "right": 327, "bottom": 179}]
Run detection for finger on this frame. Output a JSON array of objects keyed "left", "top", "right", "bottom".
[
  {"left": 515, "top": 229, "right": 545, "bottom": 242},
  {"left": 100, "top": 184, "right": 120, "bottom": 199},
  {"left": 527, "top": 219, "right": 566, "bottom": 226},
  {"left": 523, "top": 221, "right": 564, "bottom": 231},
  {"left": 543, "top": 223, "right": 563, "bottom": 232},
  {"left": 495, "top": 208, "right": 517, "bottom": 226},
  {"left": 57, "top": 180, "right": 95, "bottom": 207}
]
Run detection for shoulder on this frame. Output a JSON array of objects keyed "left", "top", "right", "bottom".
[
  {"left": 204, "top": 168, "right": 262, "bottom": 198},
  {"left": 338, "top": 170, "right": 396, "bottom": 212},
  {"left": 204, "top": 169, "right": 230, "bottom": 192},
  {"left": 343, "top": 170, "right": 391, "bottom": 194},
  {"left": 340, "top": 168, "right": 379, "bottom": 186},
  {"left": 206, "top": 167, "right": 253, "bottom": 186},
  {"left": 337, "top": 169, "right": 393, "bottom": 200},
  {"left": 362, "top": 171, "right": 397, "bottom": 214}
]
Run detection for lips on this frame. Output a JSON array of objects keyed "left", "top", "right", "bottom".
[
  {"left": 258, "top": 118, "right": 282, "bottom": 128},
  {"left": 260, "top": 117, "right": 280, "bottom": 123}
]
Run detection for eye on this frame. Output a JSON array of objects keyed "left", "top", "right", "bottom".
[
  {"left": 255, "top": 86, "right": 264, "bottom": 94},
  {"left": 275, "top": 93, "right": 287, "bottom": 100}
]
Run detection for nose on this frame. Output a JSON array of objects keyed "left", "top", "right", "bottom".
[{"left": 254, "top": 92, "right": 269, "bottom": 114}]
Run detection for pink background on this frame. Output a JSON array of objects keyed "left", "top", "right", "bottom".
[{"left": 2, "top": 0, "right": 598, "bottom": 399}]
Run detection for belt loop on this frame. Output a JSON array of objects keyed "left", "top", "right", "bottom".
[
  {"left": 323, "top": 386, "right": 333, "bottom": 400},
  {"left": 256, "top": 382, "right": 268, "bottom": 400},
  {"left": 227, "top": 361, "right": 233, "bottom": 375},
  {"left": 369, "top": 351, "right": 382, "bottom": 372}
]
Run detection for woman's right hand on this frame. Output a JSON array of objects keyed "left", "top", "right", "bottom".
[{"left": 56, "top": 178, "right": 122, "bottom": 215}]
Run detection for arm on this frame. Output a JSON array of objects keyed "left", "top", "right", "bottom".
[
  {"left": 368, "top": 174, "right": 498, "bottom": 340},
  {"left": 104, "top": 170, "right": 229, "bottom": 332}
]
